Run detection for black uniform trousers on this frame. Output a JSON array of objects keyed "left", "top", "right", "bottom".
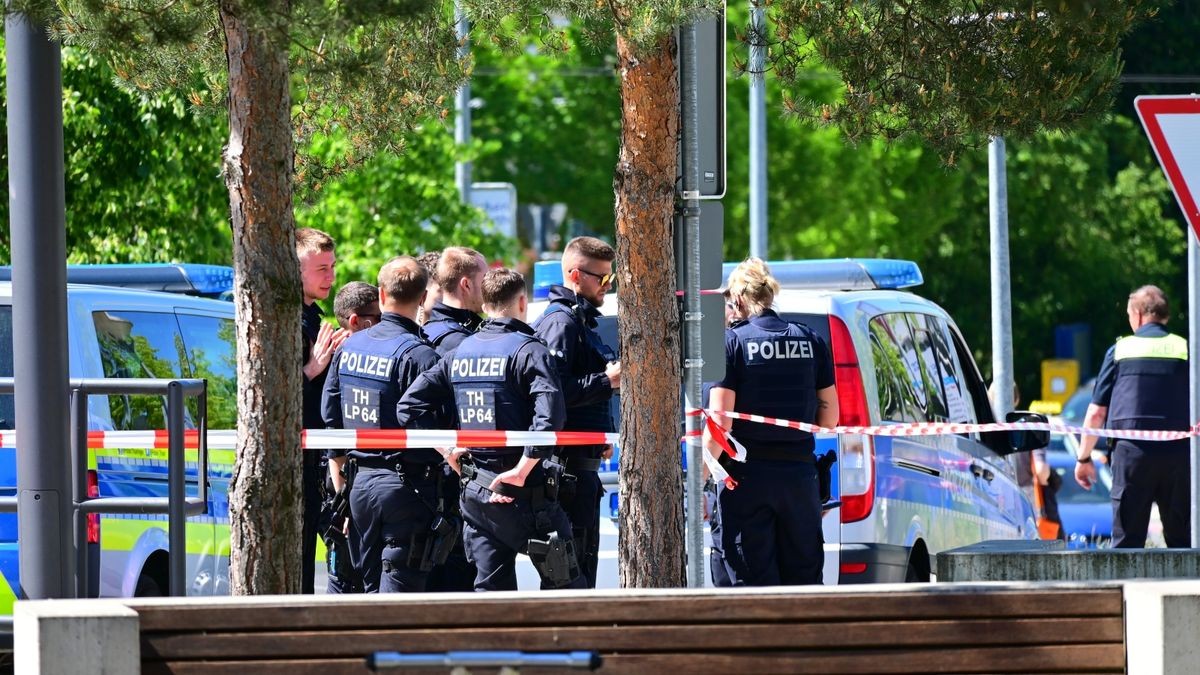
[
  {"left": 460, "top": 457, "right": 585, "bottom": 591},
  {"left": 558, "top": 446, "right": 605, "bottom": 588},
  {"left": 713, "top": 459, "right": 824, "bottom": 586},
  {"left": 1111, "top": 441, "right": 1192, "bottom": 548},
  {"left": 425, "top": 465, "right": 477, "bottom": 592},
  {"left": 349, "top": 465, "right": 438, "bottom": 593},
  {"left": 301, "top": 452, "right": 324, "bottom": 594}
]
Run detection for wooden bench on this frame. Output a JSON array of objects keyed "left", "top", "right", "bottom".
[{"left": 122, "top": 583, "right": 1125, "bottom": 674}]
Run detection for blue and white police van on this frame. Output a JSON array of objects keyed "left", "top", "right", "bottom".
[
  {"left": 526, "top": 258, "right": 1042, "bottom": 587},
  {"left": 0, "top": 264, "right": 238, "bottom": 608}
]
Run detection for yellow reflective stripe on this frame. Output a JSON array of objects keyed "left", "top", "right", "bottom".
[
  {"left": 0, "top": 569, "right": 15, "bottom": 615},
  {"left": 1114, "top": 334, "right": 1188, "bottom": 361}
]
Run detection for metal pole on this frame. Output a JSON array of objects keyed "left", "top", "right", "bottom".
[
  {"left": 748, "top": 0, "right": 768, "bottom": 259},
  {"left": 70, "top": 390, "right": 89, "bottom": 599},
  {"left": 167, "top": 381, "right": 187, "bottom": 596},
  {"left": 6, "top": 8, "right": 74, "bottom": 600},
  {"left": 1190, "top": 231, "right": 1199, "bottom": 547},
  {"left": 454, "top": 0, "right": 472, "bottom": 203},
  {"left": 989, "top": 136, "right": 1015, "bottom": 420},
  {"left": 680, "top": 22, "right": 705, "bottom": 588}
]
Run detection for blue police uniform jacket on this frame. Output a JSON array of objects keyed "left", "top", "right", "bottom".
[
  {"left": 396, "top": 318, "right": 566, "bottom": 460},
  {"left": 1092, "top": 322, "right": 1189, "bottom": 450},
  {"left": 713, "top": 310, "right": 835, "bottom": 457},
  {"left": 422, "top": 301, "right": 483, "bottom": 356},
  {"left": 533, "top": 285, "right": 615, "bottom": 433},
  {"left": 320, "top": 312, "right": 443, "bottom": 464}
]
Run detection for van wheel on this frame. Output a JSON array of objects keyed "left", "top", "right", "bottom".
[
  {"left": 905, "top": 542, "right": 931, "bottom": 583},
  {"left": 134, "top": 573, "right": 164, "bottom": 597}
]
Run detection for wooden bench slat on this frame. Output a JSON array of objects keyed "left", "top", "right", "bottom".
[
  {"left": 140, "top": 617, "right": 1123, "bottom": 661},
  {"left": 133, "top": 589, "right": 1123, "bottom": 632},
  {"left": 143, "top": 643, "right": 1124, "bottom": 675}
]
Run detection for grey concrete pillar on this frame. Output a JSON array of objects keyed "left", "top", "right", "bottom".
[
  {"left": 1125, "top": 580, "right": 1200, "bottom": 675},
  {"left": 15, "top": 600, "right": 139, "bottom": 674}
]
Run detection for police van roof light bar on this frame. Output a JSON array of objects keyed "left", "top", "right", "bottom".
[
  {"left": 721, "top": 258, "right": 923, "bottom": 291},
  {"left": 0, "top": 263, "right": 235, "bottom": 297}
]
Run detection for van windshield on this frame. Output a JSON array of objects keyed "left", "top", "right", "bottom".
[{"left": 0, "top": 306, "right": 12, "bottom": 429}]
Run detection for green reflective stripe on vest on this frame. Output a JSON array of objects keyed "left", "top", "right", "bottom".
[{"left": 1113, "top": 334, "right": 1188, "bottom": 361}]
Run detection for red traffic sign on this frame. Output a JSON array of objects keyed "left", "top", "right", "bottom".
[{"left": 1135, "top": 95, "right": 1200, "bottom": 241}]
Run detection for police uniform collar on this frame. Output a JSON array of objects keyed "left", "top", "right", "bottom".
[
  {"left": 482, "top": 316, "right": 536, "bottom": 335},
  {"left": 302, "top": 301, "right": 324, "bottom": 319},
  {"left": 428, "top": 301, "right": 483, "bottom": 329},
  {"left": 747, "top": 309, "right": 786, "bottom": 328},
  {"left": 380, "top": 312, "right": 422, "bottom": 334},
  {"left": 1134, "top": 322, "right": 1170, "bottom": 337},
  {"left": 547, "top": 284, "right": 601, "bottom": 326}
]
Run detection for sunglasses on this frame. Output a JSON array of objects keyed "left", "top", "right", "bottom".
[{"left": 574, "top": 268, "right": 615, "bottom": 287}]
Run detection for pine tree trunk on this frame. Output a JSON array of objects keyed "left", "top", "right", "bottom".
[
  {"left": 614, "top": 33, "right": 687, "bottom": 588},
  {"left": 220, "top": 0, "right": 303, "bottom": 595}
]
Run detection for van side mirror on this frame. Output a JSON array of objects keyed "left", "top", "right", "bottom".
[{"left": 1003, "top": 411, "right": 1050, "bottom": 455}]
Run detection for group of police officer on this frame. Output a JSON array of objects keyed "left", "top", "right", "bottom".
[{"left": 298, "top": 229, "right": 622, "bottom": 593}]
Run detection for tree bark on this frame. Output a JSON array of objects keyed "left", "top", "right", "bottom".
[
  {"left": 220, "top": 0, "right": 302, "bottom": 595},
  {"left": 614, "top": 32, "right": 686, "bottom": 588}
]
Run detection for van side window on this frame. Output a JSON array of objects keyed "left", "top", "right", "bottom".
[
  {"left": 940, "top": 319, "right": 991, "bottom": 424},
  {"left": 868, "top": 315, "right": 922, "bottom": 423},
  {"left": 175, "top": 314, "right": 238, "bottom": 430},
  {"left": 928, "top": 317, "right": 976, "bottom": 424},
  {"left": 0, "top": 306, "right": 13, "bottom": 430},
  {"left": 93, "top": 311, "right": 187, "bottom": 430},
  {"left": 909, "top": 314, "right": 951, "bottom": 422}
]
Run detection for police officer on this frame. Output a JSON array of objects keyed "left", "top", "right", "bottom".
[
  {"left": 319, "top": 280, "right": 380, "bottom": 594},
  {"left": 1076, "top": 285, "right": 1191, "bottom": 548},
  {"left": 533, "top": 236, "right": 620, "bottom": 588},
  {"left": 421, "top": 247, "right": 486, "bottom": 592},
  {"left": 706, "top": 258, "right": 838, "bottom": 586},
  {"left": 298, "top": 228, "right": 348, "bottom": 594},
  {"left": 422, "top": 247, "right": 486, "bottom": 352},
  {"left": 321, "top": 257, "right": 446, "bottom": 593},
  {"left": 397, "top": 268, "right": 585, "bottom": 591}
]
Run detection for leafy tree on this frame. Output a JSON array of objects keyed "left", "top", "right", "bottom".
[{"left": 17, "top": 0, "right": 467, "bottom": 595}]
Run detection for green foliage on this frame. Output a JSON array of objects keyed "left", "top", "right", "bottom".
[
  {"left": 771, "top": 0, "right": 1156, "bottom": 159},
  {"left": 0, "top": 43, "right": 232, "bottom": 264}
]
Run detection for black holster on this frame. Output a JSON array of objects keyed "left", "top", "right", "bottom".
[
  {"left": 816, "top": 451, "right": 837, "bottom": 504},
  {"left": 324, "top": 460, "right": 357, "bottom": 542},
  {"left": 408, "top": 469, "right": 462, "bottom": 572},
  {"left": 526, "top": 531, "right": 580, "bottom": 589}
]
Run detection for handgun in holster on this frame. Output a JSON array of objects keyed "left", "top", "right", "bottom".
[
  {"left": 411, "top": 470, "right": 462, "bottom": 572},
  {"left": 816, "top": 451, "right": 837, "bottom": 504},
  {"left": 323, "top": 460, "right": 357, "bottom": 543},
  {"left": 526, "top": 531, "right": 580, "bottom": 589}
]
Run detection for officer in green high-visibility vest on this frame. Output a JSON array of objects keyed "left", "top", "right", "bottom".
[{"left": 1075, "top": 285, "right": 1191, "bottom": 548}]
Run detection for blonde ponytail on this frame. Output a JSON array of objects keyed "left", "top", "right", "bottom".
[{"left": 725, "top": 257, "right": 779, "bottom": 317}]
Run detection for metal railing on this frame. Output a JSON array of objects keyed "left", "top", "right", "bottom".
[{"left": 0, "top": 378, "right": 208, "bottom": 598}]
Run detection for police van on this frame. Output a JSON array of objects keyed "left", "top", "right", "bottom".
[
  {"left": 527, "top": 258, "right": 1042, "bottom": 586},
  {"left": 0, "top": 264, "right": 238, "bottom": 610}
]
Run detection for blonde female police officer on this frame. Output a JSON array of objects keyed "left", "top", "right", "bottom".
[{"left": 706, "top": 258, "right": 838, "bottom": 586}]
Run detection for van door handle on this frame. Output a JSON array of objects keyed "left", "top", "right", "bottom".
[
  {"left": 982, "top": 468, "right": 995, "bottom": 482},
  {"left": 969, "top": 463, "right": 984, "bottom": 479}
]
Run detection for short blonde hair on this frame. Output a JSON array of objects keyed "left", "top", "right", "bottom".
[
  {"left": 295, "top": 228, "right": 334, "bottom": 258},
  {"left": 725, "top": 257, "right": 779, "bottom": 317}
]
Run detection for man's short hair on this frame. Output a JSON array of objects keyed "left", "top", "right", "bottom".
[
  {"left": 295, "top": 228, "right": 335, "bottom": 257},
  {"left": 416, "top": 251, "right": 441, "bottom": 285},
  {"left": 482, "top": 268, "right": 526, "bottom": 308},
  {"left": 378, "top": 257, "right": 428, "bottom": 305},
  {"left": 333, "top": 281, "right": 379, "bottom": 328},
  {"left": 1130, "top": 285, "right": 1170, "bottom": 320},
  {"left": 564, "top": 236, "right": 615, "bottom": 263},
  {"left": 438, "top": 247, "right": 485, "bottom": 293}
]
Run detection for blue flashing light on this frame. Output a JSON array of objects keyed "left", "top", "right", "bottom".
[
  {"left": 532, "top": 260, "right": 563, "bottom": 301},
  {"left": 0, "top": 263, "right": 235, "bottom": 297},
  {"left": 720, "top": 258, "right": 923, "bottom": 291}
]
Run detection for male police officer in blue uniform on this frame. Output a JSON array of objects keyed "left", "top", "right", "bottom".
[
  {"left": 1076, "top": 285, "right": 1191, "bottom": 548},
  {"left": 420, "top": 247, "right": 486, "bottom": 592},
  {"left": 321, "top": 256, "right": 447, "bottom": 592},
  {"left": 706, "top": 258, "right": 838, "bottom": 586},
  {"left": 397, "top": 268, "right": 585, "bottom": 591},
  {"left": 422, "top": 247, "right": 486, "bottom": 353},
  {"left": 533, "top": 236, "right": 620, "bottom": 588}
]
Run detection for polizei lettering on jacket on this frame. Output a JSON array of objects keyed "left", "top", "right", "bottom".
[
  {"left": 745, "top": 338, "right": 813, "bottom": 363},
  {"left": 339, "top": 351, "right": 394, "bottom": 378},
  {"left": 451, "top": 356, "right": 508, "bottom": 379}
]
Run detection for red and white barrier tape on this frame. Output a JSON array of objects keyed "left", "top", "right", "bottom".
[
  {"left": 0, "top": 429, "right": 619, "bottom": 451},
  {"left": 684, "top": 408, "right": 1200, "bottom": 442}
]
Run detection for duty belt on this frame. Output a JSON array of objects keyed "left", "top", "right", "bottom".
[
  {"left": 354, "top": 456, "right": 440, "bottom": 479},
  {"left": 459, "top": 455, "right": 553, "bottom": 501},
  {"left": 555, "top": 456, "right": 603, "bottom": 473}
]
